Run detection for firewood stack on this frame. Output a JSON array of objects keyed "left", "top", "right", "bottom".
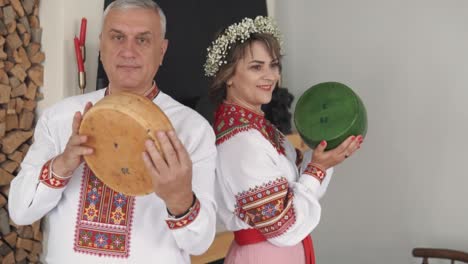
[{"left": 0, "top": 0, "right": 44, "bottom": 263}]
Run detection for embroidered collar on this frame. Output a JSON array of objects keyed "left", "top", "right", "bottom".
[
  {"left": 214, "top": 102, "right": 285, "bottom": 155},
  {"left": 105, "top": 81, "right": 160, "bottom": 101}
]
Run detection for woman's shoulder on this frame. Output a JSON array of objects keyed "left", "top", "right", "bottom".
[
  {"left": 214, "top": 103, "right": 266, "bottom": 140},
  {"left": 214, "top": 103, "right": 286, "bottom": 155}
]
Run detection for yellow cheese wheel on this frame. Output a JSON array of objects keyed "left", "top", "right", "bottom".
[{"left": 79, "top": 92, "right": 173, "bottom": 196}]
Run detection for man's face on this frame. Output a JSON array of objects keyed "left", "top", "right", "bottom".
[{"left": 100, "top": 8, "right": 168, "bottom": 92}]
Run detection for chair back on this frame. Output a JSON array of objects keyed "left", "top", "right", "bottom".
[{"left": 413, "top": 248, "right": 468, "bottom": 264}]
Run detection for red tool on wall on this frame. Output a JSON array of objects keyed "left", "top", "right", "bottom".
[{"left": 74, "top": 17, "right": 87, "bottom": 94}]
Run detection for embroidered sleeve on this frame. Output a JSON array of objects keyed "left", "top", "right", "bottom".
[
  {"left": 298, "top": 150, "right": 334, "bottom": 199},
  {"left": 216, "top": 130, "right": 325, "bottom": 246},
  {"left": 235, "top": 177, "right": 296, "bottom": 239},
  {"left": 8, "top": 110, "right": 72, "bottom": 226},
  {"left": 303, "top": 163, "right": 326, "bottom": 183},
  {"left": 165, "top": 197, "right": 201, "bottom": 230},
  {"left": 39, "top": 159, "right": 71, "bottom": 189}
]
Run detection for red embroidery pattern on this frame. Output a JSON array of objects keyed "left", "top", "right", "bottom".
[
  {"left": 214, "top": 103, "right": 285, "bottom": 155},
  {"left": 104, "top": 83, "right": 159, "bottom": 101},
  {"left": 74, "top": 165, "right": 135, "bottom": 258},
  {"left": 303, "top": 164, "right": 326, "bottom": 183},
  {"left": 165, "top": 199, "right": 201, "bottom": 230},
  {"left": 235, "top": 177, "right": 296, "bottom": 239},
  {"left": 39, "top": 159, "right": 70, "bottom": 188}
]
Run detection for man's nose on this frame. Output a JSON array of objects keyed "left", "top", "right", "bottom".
[{"left": 119, "top": 39, "right": 137, "bottom": 58}]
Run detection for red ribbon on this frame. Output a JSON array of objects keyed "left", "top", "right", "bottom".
[{"left": 302, "top": 234, "right": 316, "bottom": 264}]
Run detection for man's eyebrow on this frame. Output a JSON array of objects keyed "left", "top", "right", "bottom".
[
  {"left": 136, "top": 32, "right": 152, "bottom": 37},
  {"left": 109, "top": 29, "right": 124, "bottom": 34},
  {"left": 107, "top": 29, "right": 152, "bottom": 37}
]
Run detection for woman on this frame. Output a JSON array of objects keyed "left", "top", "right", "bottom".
[{"left": 204, "top": 16, "right": 362, "bottom": 264}]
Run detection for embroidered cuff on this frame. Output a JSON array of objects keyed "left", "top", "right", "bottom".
[
  {"left": 303, "top": 163, "right": 326, "bottom": 183},
  {"left": 39, "top": 159, "right": 71, "bottom": 189},
  {"left": 165, "top": 198, "right": 201, "bottom": 230}
]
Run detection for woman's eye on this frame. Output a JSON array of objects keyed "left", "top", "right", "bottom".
[
  {"left": 251, "top": 65, "right": 262, "bottom": 70},
  {"left": 271, "top": 61, "right": 281, "bottom": 68}
]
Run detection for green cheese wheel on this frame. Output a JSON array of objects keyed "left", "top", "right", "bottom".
[{"left": 294, "top": 82, "right": 368, "bottom": 150}]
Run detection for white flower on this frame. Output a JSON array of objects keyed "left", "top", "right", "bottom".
[{"left": 204, "top": 16, "right": 283, "bottom": 77}]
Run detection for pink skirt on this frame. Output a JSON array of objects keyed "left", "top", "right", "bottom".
[{"left": 224, "top": 240, "right": 306, "bottom": 264}]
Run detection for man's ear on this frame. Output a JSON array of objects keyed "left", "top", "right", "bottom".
[
  {"left": 159, "top": 39, "right": 169, "bottom": 65},
  {"left": 98, "top": 33, "right": 103, "bottom": 62}
]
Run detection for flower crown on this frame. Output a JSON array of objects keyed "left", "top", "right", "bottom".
[{"left": 204, "top": 16, "right": 283, "bottom": 77}]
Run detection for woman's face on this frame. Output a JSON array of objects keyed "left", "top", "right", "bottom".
[{"left": 226, "top": 41, "right": 280, "bottom": 111}]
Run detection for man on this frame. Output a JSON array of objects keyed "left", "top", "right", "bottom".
[{"left": 8, "top": 1, "right": 217, "bottom": 263}]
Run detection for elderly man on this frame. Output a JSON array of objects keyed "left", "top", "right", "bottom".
[{"left": 8, "top": 0, "right": 217, "bottom": 263}]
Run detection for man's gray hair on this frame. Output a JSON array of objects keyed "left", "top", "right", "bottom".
[{"left": 103, "top": 0, "right": 167, "bottom": 38}]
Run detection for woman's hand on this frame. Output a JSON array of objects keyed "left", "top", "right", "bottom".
[{"left": 310, "top": 135, "right": 363, "bottom": 170}]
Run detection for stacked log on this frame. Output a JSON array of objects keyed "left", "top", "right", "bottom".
[{"left": 0, "top": 0, "right": 44, "bottom": 263}]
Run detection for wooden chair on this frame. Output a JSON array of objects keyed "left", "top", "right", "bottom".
[{"left": 413, "top": 248, "right": 468, "bottom": 264}]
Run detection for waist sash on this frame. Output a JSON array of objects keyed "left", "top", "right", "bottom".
[{"left": 234, "top": 229, "right": 315, "bottom": 264}]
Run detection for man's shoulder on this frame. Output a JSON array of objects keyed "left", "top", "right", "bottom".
[
  {"left": 42, "top": 90, "right": 105, "bottom": 118},
  {"left": 156, "top": 92, "right": 210, "bottom": 127},
  {"left": 156, "top": 93, "right": 216, "bottom": 155}
]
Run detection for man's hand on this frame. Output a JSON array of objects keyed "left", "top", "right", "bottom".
[
  {"left": 142, "top": 130, "right": 193, "bottom": 216},
  {"left": 52, "top": 102, "right": 94, "bottom": 177}
]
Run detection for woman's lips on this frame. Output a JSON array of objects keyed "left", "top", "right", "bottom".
[{"left": 257, "top": 85, "right": 273, "bottom": 91}]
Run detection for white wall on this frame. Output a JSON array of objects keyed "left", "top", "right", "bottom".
[
  {"left": 38, "top": 0, "right": 104, "bottom": 114},
  {"left": 272, "top": 0, "right": 468, "bottom": 263}
]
